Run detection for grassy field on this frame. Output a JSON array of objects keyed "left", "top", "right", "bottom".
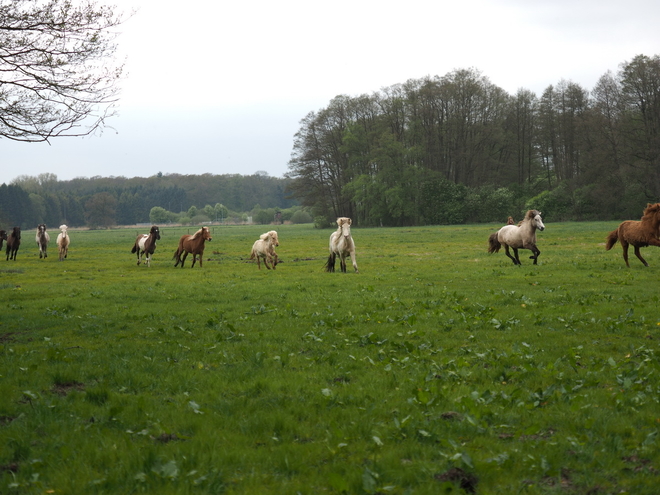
[{"left": 1, "top": 221, "right": 660, "bottom": 494}]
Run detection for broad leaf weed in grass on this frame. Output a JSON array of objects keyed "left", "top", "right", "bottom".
[{"left": 1, "top": 222, "right": 660, "bottom": 493}]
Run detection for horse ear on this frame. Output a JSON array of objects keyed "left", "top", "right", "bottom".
[{"left": 347, "top": 218, "right": 352, "bottom": 225}]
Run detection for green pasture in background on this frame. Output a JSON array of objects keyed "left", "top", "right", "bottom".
[{"left": 1, "top": 222, "right": 659, "bottom": 494}]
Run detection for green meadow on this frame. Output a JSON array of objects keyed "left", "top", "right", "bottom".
[{"left": 1, "top": 222, "right": 659, "bottom": 494}]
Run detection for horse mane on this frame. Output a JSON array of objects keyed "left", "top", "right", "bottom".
[{"left": 190, "top": 227, "right": 207, "bottom": 239}]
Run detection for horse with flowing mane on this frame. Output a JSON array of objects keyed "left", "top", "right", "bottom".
[
  {"left": 56, "top": 225, "right": 70, "bottom": 261},
  {"left": 249, "top": 230, "right": 279, "bottom": 270},
  {"left": 173, "top": 227, "right": 212, "bottom": 268},
  {"left": 488, "top": 210, "right": 545, "bottom": 265},
  {"left": 324, "top": 217, "right": 358, "bottom": 273},
  {"left": 5, "top": 227, "right": 21, "bottom": 261},
  {"left": 131, "top": 225, "right": 161, "bottom": 267},
  {"left": 605, "top": 203, "right": 660, "bottom": 267},
  {"left": 36, "top": 224, "right": 50, "bottom": 259}
]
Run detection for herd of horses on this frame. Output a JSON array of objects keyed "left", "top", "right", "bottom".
[{"left": 3, "top": 203, "right": 660, "bottom": 269}]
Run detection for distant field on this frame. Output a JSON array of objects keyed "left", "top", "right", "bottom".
[{"left": 1, "top": 222, "right": 660, "bottom": 494}]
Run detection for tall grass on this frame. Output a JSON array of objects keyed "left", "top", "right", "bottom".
[{"left": 1, "top": 222, "right": 659, "bottom": 494}]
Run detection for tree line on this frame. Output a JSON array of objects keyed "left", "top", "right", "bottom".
[
  {"left": 0, "top": 173, "right": 300, "bottom": 229},
  {"left": 286, "top": 54, "right": 660, "bottom": 226}
]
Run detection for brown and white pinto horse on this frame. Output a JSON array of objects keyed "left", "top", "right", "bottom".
[
  {"left": 324, "top": 217, "right": 358, "bottom": 273},
  {"left": 131, "top": 225, "right": 161, "bottom": 267},
  {"left": 173, "top": 227, "right": 212, "bottom": 268},
  {"left": 249, "top": 230, "right": 279, "bottom": 270},
  {"left": 36, "top": 224, "right": 50, "bottom": 259},
  {"left": 56, "top": 225, "right": 70, "bottom": 261},
  {"left": 6, "top": 227, "right": 21, "bottom": 261}
]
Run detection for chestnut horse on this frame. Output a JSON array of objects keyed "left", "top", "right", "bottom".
[
  {"left": 605, "top": 202, "right": 660, "bottom": 267},
  {"left": 56, "top": 225, "right": 70, "bottom": 261},
  {"left": 488, "top": 210, "right": 545, "bottom": 265},
  {"left": 5, "top": 227, "right": 21, "bottom": 261},
  {"left": 173, "top": 227, "right": 212, "bottom": 268},
  {"left": 131, "top": 225, "right": 161, "bottom": 267},
  {"left": 36, "top": 224, "right": 50, "bottom": 259},
  {"left": 324, "top": 217, "right": 358, "bottom": 273},
  {"left": 249, "top": 230, "right": 279, "bottom": 270}
]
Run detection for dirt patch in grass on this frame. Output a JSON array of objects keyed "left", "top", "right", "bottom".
[
  {"left": 51, "top": 382, "right": 85, "bottom": 396},
  {"left": 434, "top": 467, "right": 478, "bottom": 493}
]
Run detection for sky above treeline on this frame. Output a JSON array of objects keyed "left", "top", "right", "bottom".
[{"left": 2, "top": 0, "right": 659, "bottom": 185}]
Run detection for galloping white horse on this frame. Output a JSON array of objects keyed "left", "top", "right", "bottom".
[
  {"left": 56, "top": 225, "right": 70, "bottom": 261},
  {"left": 249, "top": 230, "right": 279, "bottom": 270},
  {"left": 131, "top": 225, "right": 161, "bottom": 267},
  {"left": 488, "top": 210, "right": 545, "bottom": 265},
  {"left": 36, "top": 224, "right": 50, "bottom": 259},
  {"left": 324, "top": 217, "right": 358, "bottom": 273}
]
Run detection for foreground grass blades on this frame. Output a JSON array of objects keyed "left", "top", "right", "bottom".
[{"left": 1, "top": 222, "right": 660, "bottom": 494}]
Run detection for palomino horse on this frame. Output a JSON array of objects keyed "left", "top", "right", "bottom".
[
  {"left": 605, "top": 202, "right": 660, "bottom": 267},
  {"left": 5, "top": 227, "right": 21, "bottom": 261},
  {"left": 173, "top": 227, "right": 212, "bottom": 268},
  {"left": 488, "top": 210, "right": 545, "bottom": 265},
  {"left": 324, "top": 217, "right": 358, "bottom": 273},
  {"left": 36, "top": 224, "right": 50, "bottom": 259},
  {"left": 131, "top": 225, "right": 161, "bottom": 267},
  {"left": 56, "top": 225, "right": 70, "bottom": 261},
  {"left": 249, "top": 230, "right": 279, "bottom": 270}
]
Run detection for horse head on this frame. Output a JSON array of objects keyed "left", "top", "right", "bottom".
[
  {"left": 202, "top": 227, "right": 212, "bottom": 241},
  {"left": 337, "top": 217, "right": 352, "bottom": 238},
  {"left": 530, "top": 210, "right": 545, "bottom": 231},
  {"left": 59, "top": 224, "right": 68, "bottom": 234},
  {"left": 12, "top": 226, "right": 21, "bottom": 239},
  {"left": 151, "top": 226, "right": 161, "bottom": 240},
  {"left": 0, "top": 230, "right": 7, "bottom": 241},
  {"left": 268, "top": 230, "right": 279, "bottom": 246}
]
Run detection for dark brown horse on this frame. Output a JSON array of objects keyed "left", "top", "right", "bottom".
[
  {"left": 6, "top": 227, "right": 21, "bottom": 261},
  {"left": 0, "top": 230, "right": 7, "bottom": 252},
  {"left": 605, "top": 203, "right": 660, "bottom": 267},
  {"left": 131, "top": 225, "right": 161, "bottom": 267},
  {"left": 173, "top": 227, "right": 212, "bottom": 268}
]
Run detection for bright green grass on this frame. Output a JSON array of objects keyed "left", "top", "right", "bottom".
[{"left": 1, "top": 222, "right": 660, "bottom": 494}]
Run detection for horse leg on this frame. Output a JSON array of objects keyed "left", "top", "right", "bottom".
[
  {"left": 621, "top": 241, "right": 631, "bottom": 268},
  {"left": 180, "top": 251, "right": 188, "bottom": 268},
  {"left": 529, "top": 244, "right": 540, "bottom": 265},
  {"left": 503, "top": 245, "right": 519, "bottom": 265},
  {"left": 325, "top": 253, "right": 336, "bottom": 272},
  {"left": 256, "top": 255, "right": 262, "bottom": 270},
  {"left": 339, "top": 254, "right": 347, "bottom": 273},
  {"left": 350, "top": 249, "right": 358, "bottom": 273},
  {"left": 633, "top": 246, "right": 649, "bottom": 267}
]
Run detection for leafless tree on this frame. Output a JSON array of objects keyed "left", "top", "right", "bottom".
[{"left": 0, "top": 0, "right": 126, "bottom": 142}]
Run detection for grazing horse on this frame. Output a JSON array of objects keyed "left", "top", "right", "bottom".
[
  {"left": 56, "top": 225, "right": 70, "bottom": 261},
  {"left": 249, "top": 230, "right": 279, "bottom": 270},
  {"left": 605, "top": 203, "right": 660, "bottom": 267},
  {"left": 36, "top": 224, "right": 50, "bottom": 259},
  {"left": 5, "top": 227, "right": 21, "bottom": 261},
  {"left": 131, "top": 225, "right": 161, "bottom": 267},
  {"left": 488, "top": 210, "right": 545, "bottom": 265},
  {"left": 173, "top": 227, "right": 212, "bottom": 268},
  {"left": 324, "top": 217, "right": 358, "bottom": 273},
  {"left": 0, "top": 230, "right": 7, "bottom": 252}
]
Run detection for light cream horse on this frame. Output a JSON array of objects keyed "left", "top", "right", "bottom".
[
  {"left": 487, "top": 210, "right": 545, "bottom": 265},
  {"left": 324, "top": 217, "right": 358, "bottom": 273},
  {"left": 249, "top": 230, "right": 279, "bottom": 270},
  {"left": 56, "top": 225, "right": 70, "bottom": 261}
]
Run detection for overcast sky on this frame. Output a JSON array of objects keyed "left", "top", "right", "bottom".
[{"left": 2, "top": 0, "right": 659, "bottom": 185}]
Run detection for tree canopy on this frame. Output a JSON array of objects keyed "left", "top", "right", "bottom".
[
  {"left": 287, "top": 55, "right": 660, "bottom": 225},
  {"left": 0, "top": 0, "right": 125, "bottom": 142}
]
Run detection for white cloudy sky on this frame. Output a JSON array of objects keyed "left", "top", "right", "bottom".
[{"left": 1, "top": 0, "right": 659, "bottom": 185}]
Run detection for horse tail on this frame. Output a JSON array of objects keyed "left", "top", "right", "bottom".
[
  {"left": 605, "top": 229, "right": 618, "bottom": 250},
  {"left": 131, "top": 243, "right": 138, "bottom": 254},
  {"left": 324, "top": 253, "right": 336, "bottom": 272},
  {"left": 487, "top": 232, "right": 501, "bottom": 253}
]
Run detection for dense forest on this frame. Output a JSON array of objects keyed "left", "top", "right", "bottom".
[
  {"left": 2, "top": 54, "right": 659, "bottom": 230},
  {"left": 0, "top": 173, "right": 300, "bottom": 228},
  {"left": 287, "top": 54, "right": 660, "bottom": 226}
]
